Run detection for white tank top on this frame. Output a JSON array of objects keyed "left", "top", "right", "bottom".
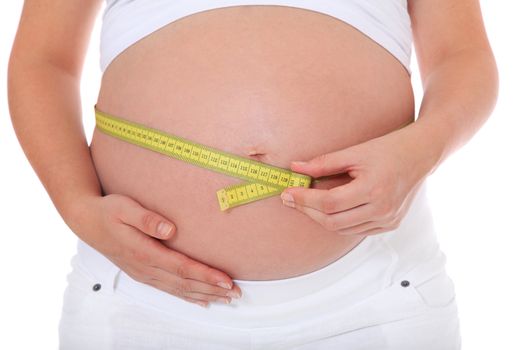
[{"left": 99, "top": 0, "right": 413, "bottom": 75}]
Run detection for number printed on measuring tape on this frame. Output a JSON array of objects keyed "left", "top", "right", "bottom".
[{"left": 94, "top": 106, "right": 312, "bottom": 211}]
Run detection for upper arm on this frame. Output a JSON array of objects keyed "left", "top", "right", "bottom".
[
  {"left": 9, "top": 0, "right": 103, "bottom": 78},
  {"left": 408, "top": 0, "right": 494, "bottom": 83}
]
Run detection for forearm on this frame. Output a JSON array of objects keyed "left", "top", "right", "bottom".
[
  {"left": 400, "top": 48, "right": 499, "bottom": 177},
  {"left": 8, "top": 61, "right": 102, "bottom": 231}
]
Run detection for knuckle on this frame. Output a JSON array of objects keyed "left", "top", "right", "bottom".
[
  {"left": 175, "top": 279, "right": 191, "bottom": 293},
  {"left": 175, "top": 262, "right": 189, "bottom": 278}
]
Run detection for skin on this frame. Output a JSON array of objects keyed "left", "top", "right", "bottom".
[
  {"left": 90, "top": 4, "right": 414, "bottom": 283},
  {"left": 7, "top": 0, "right": 498, "bottom": 308},
  {"left": 281, "top": 0, "right": 499, "bottom": 236}
]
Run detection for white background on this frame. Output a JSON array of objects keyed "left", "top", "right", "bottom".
[{"left": 1, "top": 1, "right": 523, "bottom": 349}]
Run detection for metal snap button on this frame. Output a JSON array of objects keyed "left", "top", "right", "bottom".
[
  {"left": 92, "top": 283, "right": 102, "bottom": 292},
  {"left": 401, "top": 280, "right": 410, "bottom": 287}
]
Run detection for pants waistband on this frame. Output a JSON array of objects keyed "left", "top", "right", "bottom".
[{"left": 74, "top": 179, "right": 443, "bottom": 327}]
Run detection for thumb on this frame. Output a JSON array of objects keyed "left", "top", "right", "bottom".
[
  {"left": 290, "top": 147, "right": 354, "bottom": 178},
  {"left": 118, "top": 199, "right": 177, "bottom": 240}
]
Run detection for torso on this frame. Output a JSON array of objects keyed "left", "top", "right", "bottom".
[{"left": 91, "top": 5, "right": 415, "bottom": 280}]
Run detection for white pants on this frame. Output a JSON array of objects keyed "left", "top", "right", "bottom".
[{"left": 58, "top": 181, "right": 462, "bottom": 349}]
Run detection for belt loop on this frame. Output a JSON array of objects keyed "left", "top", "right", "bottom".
[
  {"left": 101, "top": 264, "right": 122, "bottom": 295},
  {"left": 112, "top": 269, "right": 123, "bottom": 293},
  {"left": 380, "top": 235, "right": 399, "bottom": 289},
  {"left": 76, "top": 239, "right": 123, "bottom": 296}
]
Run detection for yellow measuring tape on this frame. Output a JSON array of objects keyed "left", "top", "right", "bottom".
[{"left": 94, "top": 106, "right": 314, "bottom": 211}]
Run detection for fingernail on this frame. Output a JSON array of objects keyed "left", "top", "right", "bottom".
[
  {"left": 220, "top": 297, "right": 231, "bottom": 304},
  {"left": 157, "top": 222, "right": 174, "bottom": 237},
  {"left": 197, "top": 301, "right": 208, "bottom": 308},
  {"left": 217, "top": 281, "right": 232, "bottom": 289},
  {"left": 280, "top": 192, "right": 294, "bottom": 202}
]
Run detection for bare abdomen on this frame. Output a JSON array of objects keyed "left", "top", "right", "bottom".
[{"left": 90, "top": 5, "right": 415, "bottom": 280}]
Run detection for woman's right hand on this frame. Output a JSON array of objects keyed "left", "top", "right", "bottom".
[{"left": 71, "top": 193, "right": 242, "bottom": 308}]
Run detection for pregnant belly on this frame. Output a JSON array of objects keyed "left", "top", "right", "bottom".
[{"left": 90, "top": 5, "right": 415, "bottom": 280}]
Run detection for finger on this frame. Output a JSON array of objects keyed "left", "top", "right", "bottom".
[
  {"left": 151, "top": 277, "right": 238, "bottom": 305},
  {"left": 355, "top": 227, "right": 391, "bottom": 236},
  {"left": 145, "top": 278, "right": 211, "bottom": 307},
  {"left": 121, "top": 226, "right": 237, "bottom": 291},
  {"left": 281, "top": 178, "right": 370, "bottom": 214},
  {"left": 184, "top": 297, "right": 209, "bottom": 308},
  {"left": 155, "top": 243, "right": 236, "bottom": 291},
  {"left": 290, "top": 201, "right": 376, "bottom": 232},
  {"left": 118, "top": 200, "right": 176, "bottom": 239},
  {"left": 336, "top": 220, "right": 387, "bottom": 236},
  {"left": 121, "top": 261, "right": 221, "bottom": 306},
  {"left": 151, "top": 277, "right": 233, "bottom": 304},
  {"left": 289, "top": 147, "right": 356, "bottom": 178},
  {"left": 323, "top": 203, "right": 379, "bottom": 231},
  {"left": 118, "top": 260, "right": 218, "bottom": 307},
  {"left": 150, "top": 265, "right": 242, "bottom": 300}
]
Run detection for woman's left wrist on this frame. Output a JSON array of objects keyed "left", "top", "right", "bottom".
[{"left": 392, "top": 118, "right": 447, "bottom": 181}]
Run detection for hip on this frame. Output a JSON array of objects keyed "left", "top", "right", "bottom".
[
  {"left": 59, "top": 255, "right": 460, "bottom": 350},
  {"left": 60, "top": 179, "right": 460, "bottom": 349}
]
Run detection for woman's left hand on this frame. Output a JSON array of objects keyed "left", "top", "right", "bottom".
[{"left": 280, "top": 125, "right": 439, "bottom": 236}]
